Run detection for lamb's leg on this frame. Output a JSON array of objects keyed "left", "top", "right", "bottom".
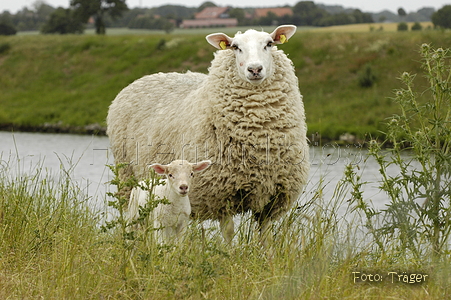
[
  {"left": 162, "top": 226, "right": 176, "bottom": 244},
  {"left": 220, "top": 215, "right": 234, "bottom": 244},
  {"left": 175, "top": 218, "right": 189, "bottom": 238}
]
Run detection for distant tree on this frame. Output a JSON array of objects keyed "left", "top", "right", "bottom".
[
  {"left": 0, "top": 11, "right": 17, "bottom": 35},
  {"left": 228, "top": 8, "right": 245, "bottom": 24},
  {"left": 0, "top": 11, "right": 14, "bottom": 25},
  {"left": 292, "top": 1, "right": 328, "bottom": 26},
  {"left": 162, "top": 21, "right": 175, "bottom": 34},
  {"left": 432, "top": 5, "right": 451, "bottom": 29},
  {"left": 416, "top": 7, "right": 435, "bottom": 21},
  {"left": 351, "top": 9, "right": 373, "bottom": 23},
  {"left": 398, "top": 8, "right": 407, "bottom": 18},
  {"left": 70, "top": 0, "right": 128, "bottom": 34},
  {"left": 41, "top": 7, "right": 84, "bottom": 34},
  {"left": 198, "top": 2, "right": 216, "bottom": 12}
]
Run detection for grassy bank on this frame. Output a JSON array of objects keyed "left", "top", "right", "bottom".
[{"left": 0, "top": 25, "right": 450, "bottom": 139}]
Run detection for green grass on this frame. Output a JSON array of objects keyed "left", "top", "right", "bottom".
[{"left": 1, "top": 26, "right": 451, "bottom": 139}]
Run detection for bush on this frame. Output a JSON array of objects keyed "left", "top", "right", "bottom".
[
  {"left": 358, "top": 64, "right": 376, "bottom": 88},
  {"left": 411, "top": 22, "right": 423, "bottom": 31},
  {"left": 397, "top": 22, "right": 408, "bottom": 31},
  {"left": 0, "top": 42, "right": 11, "bottom": 54},
  {"left": 0, "top": 23, "right": 17, "bottom": 35},
  {"left": 41, "top": 7, "right": 84, "bottom": 34}
]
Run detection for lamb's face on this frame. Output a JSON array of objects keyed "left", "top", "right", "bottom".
[
  {"left": 165, "top": 163, "right": 195, "bottom": 196},
  {"left": 150, "top": 160, "right": 211, "bottom": 197},
  {"left": 206, "top": 25, "right": 297, "bottom": 86}
]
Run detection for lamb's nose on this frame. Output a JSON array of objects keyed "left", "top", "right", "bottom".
[{"left": 180, "top": 184, "right": 188, "bottom": 193}]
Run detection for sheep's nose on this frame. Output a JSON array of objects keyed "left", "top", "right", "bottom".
[
  {"left": 247, "top": 65, "right": 263, "bottom": 75},
  {"left": 180, "top": 184, "right": 188, "bottom": 193}
]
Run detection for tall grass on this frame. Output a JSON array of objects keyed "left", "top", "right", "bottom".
[{"left": 1, "top": 154, "right": 449, "bottom": 298}]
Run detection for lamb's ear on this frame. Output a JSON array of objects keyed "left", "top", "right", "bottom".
[
  {"left": 270, "top": 25, "right": 297, "bottom": 45},
  {"left": 149, "top": 163, "right": 167, "bottom": 175},
  {"left": 206, "top": 33, "right": 233, "bottom": 50},
  {"left": 193, "top": 160, "right": 211, "bottom": 172}
]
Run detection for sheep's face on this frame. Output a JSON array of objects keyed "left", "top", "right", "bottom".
[
  {"left": 150, "top": 160, "right": 211, "bottom": 197},
  {"left": 206, "top": 25, "right": 297, "bottom": 86}
]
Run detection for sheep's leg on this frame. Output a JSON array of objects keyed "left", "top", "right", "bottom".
[
  {"left": 254, "top": 194, "right": 279, "bottom": 249},
  {"left": 220, "top": 215, "right": 234, "bottom": 244},
  {"left": 259, "top": 218, "right": 273, "bottom": 248}
]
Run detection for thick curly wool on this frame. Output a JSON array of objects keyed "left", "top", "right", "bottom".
[{"left": 107, "top": 40, "right": 309, "bottom": 225}]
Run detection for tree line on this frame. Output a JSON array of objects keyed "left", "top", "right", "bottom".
[{"left": 0, "top": 0, "right": 451, "bottom": 35}]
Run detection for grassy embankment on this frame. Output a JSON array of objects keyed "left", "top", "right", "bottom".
[{"left": 0, "top": 22, "right": 448, "bottom": 141}]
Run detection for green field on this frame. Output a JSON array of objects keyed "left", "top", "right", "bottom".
[{"left": 0, "top": 23, "right": 448, "bottom": 140}]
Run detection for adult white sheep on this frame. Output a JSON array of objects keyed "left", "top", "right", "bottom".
[
  {"left": 107, "top": 25, "right": 310, "bottom": 243},
  {"left": 128, "top": 159, "right": 211, "bottom": 243}
]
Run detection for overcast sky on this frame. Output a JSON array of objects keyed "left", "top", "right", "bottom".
[{"left": 1, "top": 0, "right": 450, "bottom": 14}]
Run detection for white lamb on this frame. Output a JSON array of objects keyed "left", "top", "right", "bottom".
[
  {"left": 107, "top": 25, "right": 310, "bottom": 244},
  {"left": 128, "top": 160, "right": 211, "bottom": 243}
]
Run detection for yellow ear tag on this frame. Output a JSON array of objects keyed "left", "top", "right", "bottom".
[
  {"left": 280, "top": 34, "right": 287, "bottom": 44},
  {"left": 219, "top": 41, "right": 227, "bottom": 50}
]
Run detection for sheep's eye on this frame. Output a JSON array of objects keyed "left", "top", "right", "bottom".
[
  {"left": 265, "top": 42, "right": 273, "bottom": 49},
  {"left": 191, "top": 172, "right": 194, "bottom": 177},
  {"left": 232, "top": 45, "right": 240, "bottom": 51},
  {"left": 168, "top": 174, "right": 173, "bottom": 178}
]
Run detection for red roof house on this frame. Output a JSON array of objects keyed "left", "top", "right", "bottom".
[{"left": 181, "top": 6, "right": 238, "bottom": 28}]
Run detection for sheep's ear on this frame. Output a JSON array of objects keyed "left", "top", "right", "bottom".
[
  {"left": 193, "top": 160, "right": 211, "bottom": 172},
  {"left": 149, "top": 163, "right": 167, "bottom": 175},
  {"left": 270, "top": 25, "right": 297, "bottom": 45},
  {"left": 206, "top": 33, "right": 233, "bottom": 50}
]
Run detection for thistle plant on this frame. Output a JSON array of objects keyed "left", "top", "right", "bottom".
[
  {"left": 354, "top": 44, "right": 451, "bottom": 259},
  {"left": 102, "top": 163, "right": 166, "bottom": 280}
]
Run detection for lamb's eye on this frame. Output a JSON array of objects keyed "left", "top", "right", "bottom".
[
  {"left": 265, "top": 42, "right": 273, "bottom": 49},
  {"left": 168, "top": 174, "right": 173, "bottom": 178},
  {"left": 232, "top": 45, "right": 240, "bottom": 52},
  {"left": 191, "top": 172, "right": 194, "bottom": 177}
]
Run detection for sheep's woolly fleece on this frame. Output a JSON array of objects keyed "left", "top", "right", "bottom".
[{"left": 107, "top": 42, "right": 310, "bottom": 222}]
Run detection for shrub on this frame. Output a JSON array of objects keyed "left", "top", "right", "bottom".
[
  {"left": 397, "top": 22, "right": 408, "bottom": 31},
  {"left": 41, "top": 7, "right": 84, "bottom": 34},
  {"left": 0, "top": 42, "right": 11, "bottom": 54},
  {"left": 411, "top": 22, "right": 423, "bottom": 31},
  {"left": 358, "top": 64, "right": 376, "bottom": 88},
  {"left": 0, "top": 23, "right": 17, "bottom": 35}
]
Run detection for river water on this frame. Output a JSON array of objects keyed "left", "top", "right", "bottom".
[{"left": 0, "top": 131, "right": 390, "bottom": 219}]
